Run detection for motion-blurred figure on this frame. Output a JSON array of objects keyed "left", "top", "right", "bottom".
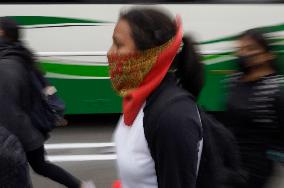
[
  {"left": 225, "top": 29, "right": 283, "bottom": 188},
  {"left": 0, "top": 17, "right": 95, "bottom": 188}
]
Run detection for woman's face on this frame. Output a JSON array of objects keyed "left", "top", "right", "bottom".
[
  {"left": 108, "top": 19, "right": 137, "bottom": 56},
  {"left": 236, "top": 36, "right": 273, "bottom": 68}
]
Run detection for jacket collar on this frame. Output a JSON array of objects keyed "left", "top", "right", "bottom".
[{"left": 145, "top": 73, "right": 196, "bottom": 112}]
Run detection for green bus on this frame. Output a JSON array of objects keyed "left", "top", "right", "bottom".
[{"left": 1, "top": 1, "right": 283, "bottom": 114}]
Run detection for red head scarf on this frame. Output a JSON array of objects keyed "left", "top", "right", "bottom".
[{"left": 122, "top": 16, "right": 183, "bottom": 126}]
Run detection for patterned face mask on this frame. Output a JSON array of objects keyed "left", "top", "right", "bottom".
[{"left": 107, "top": 40, "right": 172, "bottom": 96}]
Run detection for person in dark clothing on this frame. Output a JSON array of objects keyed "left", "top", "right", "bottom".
[
  {"left": 226, "top": 29, "right": 284, "bottom": 188},
  {"left": 0, "top": 17, "right": 95, "bottom": 188},
  {"left": 0, "top": 126, "right": 32, "bottom": 188},
  {"left": 108, "top": 7, "right": 204, "bottom": 188}
]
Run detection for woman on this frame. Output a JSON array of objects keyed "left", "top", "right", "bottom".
[
  {"left": 108, "top": 7, "right": 204, "bottom": 188},
  {"left": 226, "top": 29, "right": 284, "bottom": 188},
  {"left": 0, "top": 17, "right": 94, "bottom": 188}
]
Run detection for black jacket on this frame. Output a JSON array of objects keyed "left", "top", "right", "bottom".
[
  {"left": 227, "top": 73, "right": 284, "bottom": 151},
  {"left": 226, "top": 73, "right": 284, "bottom": 181},
  {"left": 143, "top": 73, "right": 202, "bottom": 188},
  {"left": 0, "top": 39, "right": 45, "bottom": 151},
  {"left": 0, "top": 126, "right": 32, "bottom": 188},
  {"left": 143, "top": 74, "right": 245, "bottom": 188}
]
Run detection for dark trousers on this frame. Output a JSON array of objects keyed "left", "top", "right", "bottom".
[{"left": 26, "top": 146, "right": 81, "bottom": 188}]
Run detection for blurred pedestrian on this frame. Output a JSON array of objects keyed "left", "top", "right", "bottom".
[
  {"left": 225, "top": 29, "right": 284, "bottom": 188},
  {"left": 0, "top": 17, "right": 95, "bottom": 188}
]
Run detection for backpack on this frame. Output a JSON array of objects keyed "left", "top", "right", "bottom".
[
  {"left": 196, "top": 108, "right": 246, "bottom": 188},
  {"left": 10, "top": 54, "right": 66, "bottom": 133},
  {"left": 0, "top": 127, "right": 32, "bottom": 188},
  {"left": 28, "top": 68, "right": 66, "bottom": 133}
]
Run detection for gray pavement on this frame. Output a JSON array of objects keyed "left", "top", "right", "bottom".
[{"left": 31, "top": 115, "right": 120, "bottom": 188}]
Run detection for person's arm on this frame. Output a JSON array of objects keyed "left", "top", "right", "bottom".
[
  {"left": 0, "top": 59, "right": 39, "bottom": 150},
  {"left": 152, "top": 102, "right": 202, "bottom": 188}
]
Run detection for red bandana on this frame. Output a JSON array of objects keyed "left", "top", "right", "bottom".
[
  {"left": 123, "top": 16, "right": 183, "bottom": 126},
  {"left": 108, "top": 42, "right": 170, "bottom": 97}
]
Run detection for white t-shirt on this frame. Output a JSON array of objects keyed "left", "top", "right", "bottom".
[{"left": 114, "top": 105, "right": 158, "bottom": 188}]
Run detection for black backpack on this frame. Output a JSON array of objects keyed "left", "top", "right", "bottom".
[
  {"left": 10, "top": 54, "right": 66, "bottom": 133},
  {"left": 28, "top": 67, "right": 66, "bottom": 133},
  {"left": 196, "top": 108, "right": 246, "bottom": 188}
]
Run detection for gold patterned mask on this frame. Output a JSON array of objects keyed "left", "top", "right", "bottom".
[{"left": 108, "top": 40, "right": 172, "bottom": 96}]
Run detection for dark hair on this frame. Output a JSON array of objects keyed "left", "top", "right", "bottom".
[
  {"left": 120, "top": 8, "right": 176, "bottom": 50},
  {"left": 238, "top": 28, "right": 278, "bottom": 71},
  {"left": 119, "top": 7, "right": 204, "bottom": 98},
  {"left": 0, "top": 17, "right": 41, "bottom": 72},
  {"left": 174, "top": 36, "right": 204, "bottom": 98},
  {"left": 239, "top": 29, "right": 271, "bottom": 52},
  {"left": 0, "top": 17, "right": 20, "bottom": 42}
]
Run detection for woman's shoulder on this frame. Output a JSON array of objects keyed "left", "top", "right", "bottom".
[
  {"left": 158, "top": 95, "right": 199, "bottom": 125},
  {"left": 144, "top": 84, "right": 200, "bottom": 134},
  {"left": 262, "top": 74, "right": 284, "bottom": 85}
]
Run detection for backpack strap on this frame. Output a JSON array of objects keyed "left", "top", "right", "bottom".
[{"left": 195, "top": 106, "right": 204, "bottom": 176}]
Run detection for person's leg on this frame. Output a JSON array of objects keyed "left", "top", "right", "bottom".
[{"left": 26, "top": 145, "right": 81, "bottom": 188}]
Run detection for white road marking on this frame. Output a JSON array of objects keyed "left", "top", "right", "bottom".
[
  {"left": 47, "top": 154, "right": 117, "bottom": 162},
  {"left": 45, "top": 142, "right": 115, "bottom": 150}
]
